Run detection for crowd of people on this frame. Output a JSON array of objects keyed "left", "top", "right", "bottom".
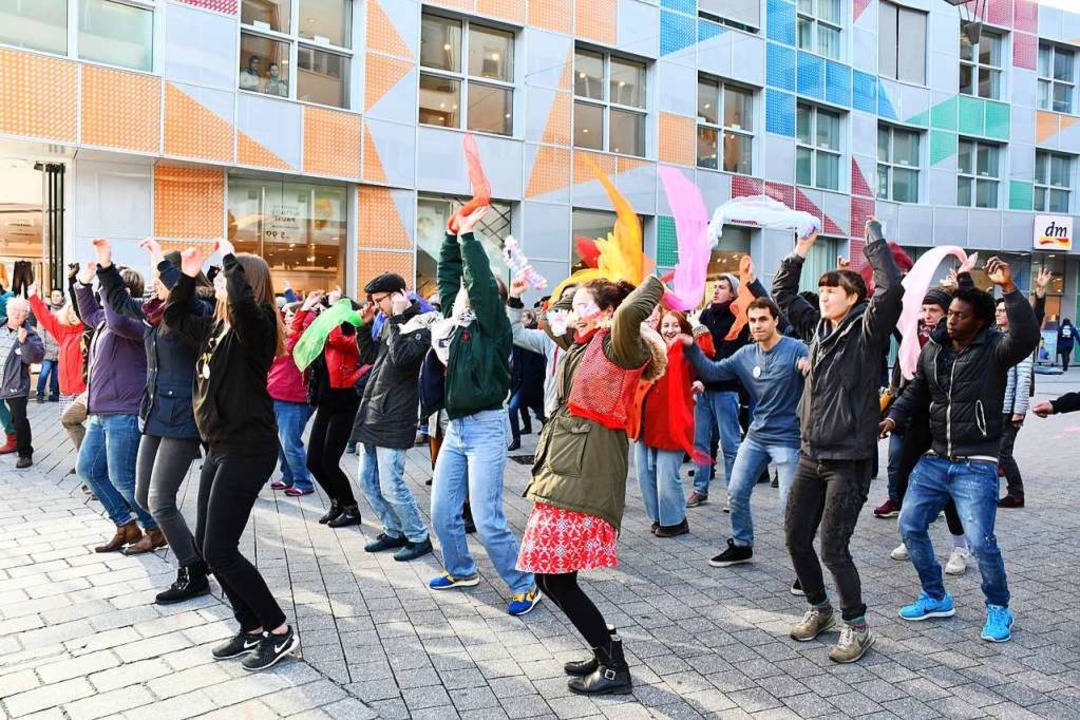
[{"left": 1, "top": 210, "right": 1075, "bottom": 695}]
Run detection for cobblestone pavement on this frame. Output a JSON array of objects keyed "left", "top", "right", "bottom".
[{"left": 2, "top": 372, "right": 1079, "bottom": 720}]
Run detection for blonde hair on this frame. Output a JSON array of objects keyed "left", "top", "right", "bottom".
[
  {"left": 214, "top": 253, "right": 285, "bottom": 356},
  {"left": 58, "top": 304, "right": 80, "bottom": 326}
]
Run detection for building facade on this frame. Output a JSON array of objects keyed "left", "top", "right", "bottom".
[{"left": 1, "top": 0, "right": 1080, "bottom": 329}]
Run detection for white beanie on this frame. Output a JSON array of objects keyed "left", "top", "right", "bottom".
[{"left": 719, "top": 273, "right": 740, "bottom": 296}]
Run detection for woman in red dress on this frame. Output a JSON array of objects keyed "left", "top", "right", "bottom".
[{"left": 517, "top": 275, "right": 665, "bottom": 696}]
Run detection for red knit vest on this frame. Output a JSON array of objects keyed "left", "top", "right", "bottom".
[{"left": 567, "top": 330, "right": 649, "bottom": 430}]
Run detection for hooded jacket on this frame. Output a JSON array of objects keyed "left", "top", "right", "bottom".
[
  {"left": 772, "top": 233, "right": 905, "bottom": 460},
  {"left": 76, "top": 282, "right": 147, "bottom": 416},
  {"left": 888, "top": 289, "right": 1040, "bottom": 460}
]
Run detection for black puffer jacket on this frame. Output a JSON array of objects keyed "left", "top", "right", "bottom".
[
  {"left": 773, "top": 232, "right": 905, "bottom": 460},
  {"left": 354, "top": 301, "right": 433, "bottom": 449},
  {"left": 888, "top": 289, "right": 1040, "bottom": 459}
]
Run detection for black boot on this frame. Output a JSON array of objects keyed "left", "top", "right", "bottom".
[
  {"left": 319, "top": 500, "right": 342, "bottom": 525},
  {"left": 155, "top": 561, "right": 211, "bottom": 605},
  {"left": 568, "top": 636, "right": 632, "bottom": 696},
  {"left": 564, "top": 625, "right": 616, "bottom": 676},
  {"left": 327, "top": 504, "right": 361, "bottom": 528}
]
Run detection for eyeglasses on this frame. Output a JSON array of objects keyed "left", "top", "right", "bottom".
[{"left": 371, "top": 293, "right": 392, "bottom": 303}]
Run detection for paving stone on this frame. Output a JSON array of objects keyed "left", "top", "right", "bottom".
[
  {"left": 5, "top": 678, "right": 96, "bottom": 717},
  {"left": 62, "top": 684, "right": 154, "bottom": 720}
]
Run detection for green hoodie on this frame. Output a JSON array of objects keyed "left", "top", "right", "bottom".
[{"left": 438, "top": 231, "right": 512, "bottom": 419}]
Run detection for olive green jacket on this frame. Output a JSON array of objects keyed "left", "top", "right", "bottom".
[{"left": 525, "top": 276, "right": 665, "bottom": 531}]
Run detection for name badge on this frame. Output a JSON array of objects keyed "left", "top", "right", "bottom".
[{"left": 752, "top": 365, "right": 761, "bottom": 378}]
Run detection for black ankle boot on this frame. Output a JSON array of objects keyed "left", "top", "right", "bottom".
[
  {"left": 564, "top": 625, "right": 617, "bottom": 676},
  {"left": 319, "top": 500, "right": 342, "bottom": 525},
  {"left": 567, "top": 636, "right": 632, "bottom": 696},
  {"left": 155, "top": 561, "right": 211, "bottom": 605},
  {"left": 327, "top": 504, "right": 361, "bottom": 528}
]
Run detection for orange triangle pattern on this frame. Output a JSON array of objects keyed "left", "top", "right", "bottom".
[
  {"left": 362, "top": 124, "right": 389, "bottom": 184},
  {"left": 1036, "top": 110, "right": 1060, "bottom": 144},
  {"left": 526, "top": 145, "right": 571, "bottom": 198},
  {"left": 365, "top": 54, "right": 414, "bottom": 112},
  {"left": 366, "top": 0, "right": 414, "bottom": 60},
  {"left": 1061, "top": 114, "right": 1079, "bottom": 134},
  {"left": 164, "top": 83, "right": 233, "bottom": 162},
  {"left": 358, "top": 187, "right": 411, "bottom": 250},
  {"left": 237, "top": 132, "right": 292, "bottom": 170}
]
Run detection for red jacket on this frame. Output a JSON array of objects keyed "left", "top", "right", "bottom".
[
  {"left": 640, "top": 335, "right": 714, "bottom": 457},
  {"left": 28, "top": 294, "right": 85, "bottom": 397},
  {"left": 293, "top": 308, "right": 363, "bottom": 391},
  {"left": 267, "top": 309, "right": 311, "bottom": 403}
]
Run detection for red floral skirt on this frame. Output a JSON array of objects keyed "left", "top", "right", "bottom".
[{"left": 516, "top": 502, "right": 619, "bottom": 574}]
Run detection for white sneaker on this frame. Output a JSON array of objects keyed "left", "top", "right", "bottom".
[
  {"left": 945, "top": 547, "right": 971, "bottom": 575},
  {"left": 890, "top": 542, "right": 909, "bottom": 561}
]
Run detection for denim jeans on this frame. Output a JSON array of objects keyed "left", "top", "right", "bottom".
[
  {"left": 274, "top": 400, "right": 313, "bottom": 492},
  {"left": 692, "top": 390, "right": 741, "bottom": 496},
  {"left": 728, "top": 437, "right": 798, "bottom": 547},
  {"left": 431, "top": 409, "right": 533, "bottom": 595},
  {"left": 634, "top": 443, "right": 686, "bottom": 526},
  {"left": 885, "top": 430, "right": 905, "bottom": 504},
  {"left": 359, "top": 443, "right": 428, "bottom": 543},
  {"left": 78, "top": 414, "right": 157, "bottom": 530},
  {"left": 508, "top": 387, "right": 545, "bottom": 441},
  {"left": 899, "top": 454, "right": 1010, "bottom": 608},
  {"left": 0, "top": 400, "right": 13, "bottom": 435},
  {"left": 36, "top": 358, "right": 59, "bottom": 400}
]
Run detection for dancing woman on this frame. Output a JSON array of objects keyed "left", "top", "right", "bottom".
[
  {"left": 518, "top": 275, "right": 665, "bottom": 695},
  {"left": 163, "top": 238, "right": 298, "bottom": 672}
]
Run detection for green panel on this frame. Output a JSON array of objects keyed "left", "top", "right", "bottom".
[
  {"left": 905, "top": 110, "right": 930, "bottom": 128},
  {"left": 657, "top": 215, "right": 678, "bottom": 267},
  {"left": 985, "top": 100, "right": 1011, "bottom": 140},
  {"left": 1009, "top": 180, "right": 1033, "bottom": 211},
  {"left": 930, "top": 96, "right": 958, "bottom": 130},
  {"left": 930, "top": 129, "right": 958, "bottom": 166},
  {"left": 958, "top": 95, "right": 985, "bottom": 136}
]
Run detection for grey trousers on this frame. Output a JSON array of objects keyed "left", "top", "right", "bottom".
[
  {"left": 135, "top": 435, "right": 201, "bottom": 566},
  {"left": 61, "top": 391, "right": 87, "bottom": 452}
]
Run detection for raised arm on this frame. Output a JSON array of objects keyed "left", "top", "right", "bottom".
[
  {"left": 683, "top": 339, "right": 739, "bottom": 383},
  {"left": 163, "top": 249, "right": 214, "bottom": 346},
  {"left": 609, "top": 276, "right": 665, "bottom": 369},
  {"left": 27, "top": 293, "right": 73, "bottom": 339},
  {"left": 97, "top": 263, "right": 145, "bottom": 321},
  {"left": 772, "top": 235, "right": 821, "bottom": 342},
  {"left": 986, "top": 258, "right": 1041, "bottom": 370},
  {"left": 437, "top": 232, "right": 463, "bottom": 320},
  {"left": 74, "top": 278, "right": 105, "bottom": 329},
  {"left": 860, "top": 220, "right": 905, "bottom": 346},
  {"left": 222, "top": 252, "right": 276, "bottom": 350}
]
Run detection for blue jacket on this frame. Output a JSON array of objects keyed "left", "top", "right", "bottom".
[
  {"left": 76, "top": 282, "right": 147, "bottom": 416},
  {"left": 99, "top": 262, "right": 211, "bottom": 439},
  {"left": 0, "top": 323, "right": 44, "bottom": 399}
]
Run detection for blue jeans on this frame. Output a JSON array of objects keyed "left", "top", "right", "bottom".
[
  {"left": 899, "top": 455, "right": 1010, "bottom": 607},
  {"left": 885, "top": 430, "right": 905, "bottom": 503},
  {"left": 359, "top": 443, "right": 428, "bottom": 543},
  {"left": 274, "top": 400, "right": 313, "bottom": 492},
  {"left": 78, "top": 414, "right": 157, "bottom": 529},
  {"left": 634, "top": 443, "right": 685, "bottom": 526},
  {"left": 0, "top": 401, "right": 13, "bottom": 434},
  {"left": 693, "top": 390, "right": 741, "bottom": 496},
  {"left": 430, "top": 409, "right": 533, "bottom": 595},
  {"left": 728, "top": 437, "right": 799, "bottom": 547},
  {"left": 36, "top": 359, "right": 59, "bottom": 399}
]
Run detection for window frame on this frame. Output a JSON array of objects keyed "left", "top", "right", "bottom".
[
  {"left": 796, "top": 103, "right": 842, "bottom": 191},
  {"left": 956, "top": 137, "right": 1002, "bottom": 209},
  {"left": 959, "top": 29, "right": 1004, "bottom": 100},
  {"left": 1038, "top": 42, "right": 1076, "bottom": 115},
  {"left": 876, "top": 124, "right": 921, "bottom": 203},
  {"left": 572, "top": 46, "right": 648, "bottom": 158},
  {"left": 696, "top": 74, "right": 754, "bottom": 174},
  {"left": 878, "top": 1, "right": 927, "bottom": 85},
  {"left": 239, "top": 0, "right": 354, "bottom": 109},
  {"left": 796, "top": 0, "right": 843, "bottom": 61},
  {"left": 418, "top": 12, "right": 517, "bottom": 137},
  {"left": 1034, "top": 150, "right": 1073, "bottom": 214}
]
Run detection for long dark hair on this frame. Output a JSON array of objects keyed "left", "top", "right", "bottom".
[{"left": 583, "top": 279, "right": 635, "bottom": 311}]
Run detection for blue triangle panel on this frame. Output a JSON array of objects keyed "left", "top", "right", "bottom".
[
  {"left": 699, "top": 18, "right": 725, "bottom": 42},
  {"left": 661, "top": 9, "right": 696, "bottom": 56},
  {"left": 877, "top": 83, "right": 898, "bottom": 120}
]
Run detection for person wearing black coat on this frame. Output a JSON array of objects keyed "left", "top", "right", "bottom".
[{"left": 1057, "top": 318, "right": 1076, "bottom": 370}]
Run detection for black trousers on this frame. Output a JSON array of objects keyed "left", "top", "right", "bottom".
[
  {"left": 536, "top": 572, "right": 610, "bottom": 650},
  {"left": 785, "top": 456, "right": 872, "bottom": 622},
  {"left": 1059, "top": 348, "right": 1072, "bottom": 371},
  {"left": 5, "top": 397, "right": 32, "bottom": 457},
  {"left": 998, "top": 418, "right": 1023, "bottom": 498},
  {"left": 196, "top": 448, "right": 285, "bottom": 632},
  {"left": 307, "top": 397, "right": 360, "bottom": 506}
]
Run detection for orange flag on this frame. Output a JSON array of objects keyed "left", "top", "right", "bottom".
[
  {"left": 724, "top": 255, "right": 756, "bottom": 341},
  {"left": 447, "top": 133, "right": 492, "bottom": 234}
]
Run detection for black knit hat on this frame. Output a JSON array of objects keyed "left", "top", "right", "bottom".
[
  {"left": 363, "top": 272, "right": 406, "bottom": 295},
  {"left": 923, "top": 288, "right": 952, "bottom": 311}
]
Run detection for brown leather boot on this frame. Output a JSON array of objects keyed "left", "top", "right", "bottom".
[
  {"left": 123, "top": 528, "right": 167, "bottom": 555},
  {"left": 95, "top": 520, "right": 142, "bottom": 553},
  {"left": 0, "top": 433, "right": 17, "bottom": 455}
]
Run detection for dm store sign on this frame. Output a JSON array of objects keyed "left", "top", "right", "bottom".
[{"left": 1033, "top": 215, "right": 1073, "bottom": 252}]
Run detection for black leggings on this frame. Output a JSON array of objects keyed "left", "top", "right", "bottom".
[
  {"left": 535, "top": 572, "right": 610, "bottom": 649},
  {"left": 307, "top": 397, "right": 359, "bottom": 506},
  {"left": 196, "top": 448, "right": 284, "bottom": 632}
]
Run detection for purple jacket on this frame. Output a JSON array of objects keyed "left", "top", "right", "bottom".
[{"left": 76, "top": 283, "right": 146, "bottom": 415}]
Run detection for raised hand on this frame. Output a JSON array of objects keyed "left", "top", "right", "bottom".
[
  {"left": 301, "top": 290, "right": 324, "bottom": 311},
  {"left": 138, "top": 237, "right": 164, "bottom": 265},
  {"left": 179, "top": 248, "right": 206, "bottom": 278},
  {"left": 391, "top": 291, "right": 410, "bottom": 316},
  {"left": 91, "top": 238, "right": 112, "bottom": 269},
  {"left": 795, "top": 231, "right": 819, "bottom": 259},
  {"left": 327, "top": 286, "right": 342, "bottom": 305},
  {"left": 26, "top": 283, "right": 37, "bottom": 298},
  {"left": 739, "top": 255, "right": 756, "bottom": 285},
  {"left": 509, "top": 277, "right": 529, "bottom": 299},
  {"left": 1035, "top": 266, "right": 1052, "bottom": 299},
  {"left": 984, "top": 256, "right": 1015, "bottom": 291},
  {"left": 212, "top": 237, "right": 236, "bottom": 259},
  {"left": 456, "top": 205, "right": 489, "bottom": 236},
  {"left": 836, "top": 256, "right": 851, "bottom": 270},
  {"left": 78, "top": 261, "right": 98, "bottom": 285},
  {"left": 361, "top": 302, "right": 377, "bottom": 325}
]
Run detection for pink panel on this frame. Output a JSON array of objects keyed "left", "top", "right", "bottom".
[
  {"left": 849, "top": 197, "right": 876, "bottom": 246},
  {"left": 175, "top": 0, "right": 238, "bottom": 14},
  {"left": 1014, "top": 0, "right": 1038, "bottom": 33},
  {"left": 851, "top": 159, "right": 875, "bottom": 198},
  {"left": 731, "top": 176, "right": 764, "bottom": 199},
  {"left": 764, "top": 181, "right": 795, "bottom": 209},
  {"left": 796, "top": 190, "right": 846, "bottom": 237},
  {"left": 1014, "top": 32, "right": 1037, "bottom": 71},
  {"left": 849, "top": 239, "right": 867, "bottom": 270},
  {"left": 986, "top": 0, "right": 1012, "bottom": 28},
  {"left": 853, "top": 0, "right": 871, "bottom": 23}
]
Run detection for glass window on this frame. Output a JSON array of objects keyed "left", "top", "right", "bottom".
[
  {"left": 573, "top": 48, "right": 648, "bottom": 158},
  {"left": 796, "top": 0, "right": 842, "bottom": 60},
  {"left": 707, "top": 226, "right": 752, "bottom": 281},
  {"left": 880, "top": 2, "right": 927, "bottom": 84},
  {"left": 420, "top": 14, "right": 515, "bottom": 136},
  {"left": 877, "top": 124, "right": 922, "bottom": 203},
  {"left": 797, "top": 104, "right": 842, "bottom": 190},
  {"left": 417, "top": 196, "right": 513, "bottom": 298},
  {"left": 0, "top": 0, "right": 68, "bottom": 55},
  {"left": 242, "top": 0, "right": 290, "bottom": 33},
  {"left": 240, "top": 33, "right": 290, "bottom": 94},
  {"left": 297, "top": 46, "right": 348, "bottom": 107},
  {"left": 798, "top": 236, "right": 840, "bottom": 293},
  {"left": 298, "top": 0, "right": 351, "bottom": 48},
  {"left": 957, "top": 138, "right": 1000, "bottom": 208},
  {"left": 1035, "top": 150, "right": 1073, "bottom": 213},
  {"left": 697, "top": 76, "right": 754, "bottom": 174},
  {"left": 959, "top": 30, "right": 1003, "bottom": 99},
  {"left": 227, "top": 177, "right": 346, "bottom": 291},
  {"left": 699, "top": 0, "right": 760, "bottom": 31},
  {"left": 1038, "top": 43, "right": 1076, "bottom": 114},
  {"left": 78, "top": 0, "right": 153, "bottom": 71}
]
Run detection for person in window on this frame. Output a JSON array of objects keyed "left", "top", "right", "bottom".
[
  {"left": 264, "top": 63, "right": 287, "bottom": 98},
  {"left": 240, "top": 55, "right": 263, "bottom": 92}
]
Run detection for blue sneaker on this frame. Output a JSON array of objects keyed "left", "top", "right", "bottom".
[
  {"left": 507, "top": 585, "right": 542, "bottom": 616},
  {"left": 898, "top": 591, "right": 956, "bottom": 621},
  {"left": 428, "top": 572, "right": 480, "bottom": 590},
  {"left": 981, "top": 604, "right": 1013, "bottom": 642}
]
